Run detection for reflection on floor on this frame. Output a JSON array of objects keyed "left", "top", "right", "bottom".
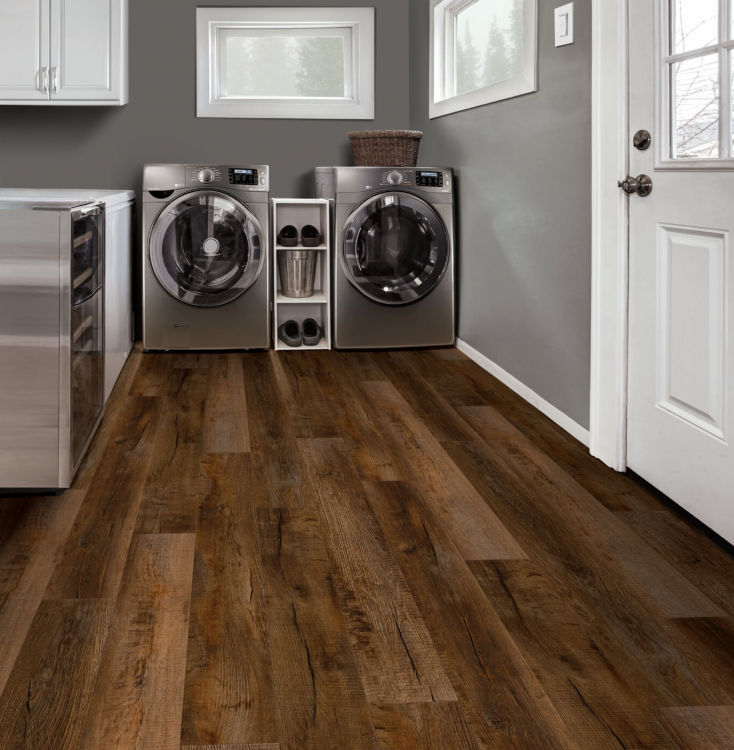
[{"left": 0, "top": 344, "right": 732, "bottom": 750}]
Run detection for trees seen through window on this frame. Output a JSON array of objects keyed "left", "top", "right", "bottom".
[{"left": 455, "top": 0, "right": 524, "bottom": 95}]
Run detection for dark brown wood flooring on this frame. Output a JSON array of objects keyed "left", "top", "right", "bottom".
[{"left": 0, "top": 345, "right": 733, "bottom": 750}]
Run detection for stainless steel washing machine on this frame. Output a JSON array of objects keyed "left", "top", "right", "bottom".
[
  {"left": 142, "top": 164, "right": 270, "bottom": 350},
  {"left": 316, "top": 166, "right": 455, "bottom": 349}
]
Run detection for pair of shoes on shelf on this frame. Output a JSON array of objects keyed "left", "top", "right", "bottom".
[
  {"left": 278, "top": 224, "right": 321, "bottom": 248},
  {"left": 278, "top": 318, "right": 323, "bottom": 347}
]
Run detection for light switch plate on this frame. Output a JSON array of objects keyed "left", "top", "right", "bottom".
[{"left": 555, "top": 2, "right": 574, "bottom": 46}]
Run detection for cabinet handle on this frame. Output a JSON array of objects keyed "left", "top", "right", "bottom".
[
  {"left": 51, "top": 67, "right": 58, "bottom": 94},
  {"left": 41, "top": 67, "right": 48, "bottom": 94}
]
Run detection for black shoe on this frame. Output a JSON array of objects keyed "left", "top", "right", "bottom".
[
  {"left": 278, "top": 320, "right": 302, "bottom": 347},
  {"left": 302, "top": 318, "right": 323, "bottom": 346},
  {"left": 301, "top": 225, "right": 322, "bottom": 247},
  {"left": 278, "top": 225, "right": 298, "bottom": 247}
]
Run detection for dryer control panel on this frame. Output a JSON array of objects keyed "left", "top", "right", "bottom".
[
  {"left": 184, "top": 165, "right": 269, "bottom": 192},
  {"left": 373, "top": 168, "right": 451, "bottom": 191},
  {"left": 416, "top": 171, "right": 445, "bottom": 188}
]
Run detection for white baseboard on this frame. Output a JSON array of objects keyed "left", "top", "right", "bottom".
[{"left": 455, "top": 338, "right": 591, "bottom": 447}]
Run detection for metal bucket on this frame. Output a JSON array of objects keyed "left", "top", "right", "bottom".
[{"left": 278, "top": 250, "right": 318, "bottom": 298}]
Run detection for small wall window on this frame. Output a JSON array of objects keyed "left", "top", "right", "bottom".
[
  {"left": 430, "top": 0, "right": 537, "bottom": 119},
  {"left": 197, "top": 7, "right": 375, "bottom": 119}
]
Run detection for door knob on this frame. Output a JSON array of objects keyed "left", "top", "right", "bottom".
[{"left": 618, "top": 174, "right": 653, "bottom": 197}]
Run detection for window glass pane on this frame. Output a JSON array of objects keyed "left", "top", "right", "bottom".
[
  {"left": 671, "top": 0, "right": 718, "bottom": 54},
  {"left": 455, "top": 0, "right": 524, "bottom": 95},
  {"left": 225, "top": 35, "right": 346, "bottom": 98},
  {"left": 672, "top": 54, "right": 720, "bottom": 158}
]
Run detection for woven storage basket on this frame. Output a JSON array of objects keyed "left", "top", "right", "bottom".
[{"left": 348, "top": 130, "right": 423, "bottom": 167}]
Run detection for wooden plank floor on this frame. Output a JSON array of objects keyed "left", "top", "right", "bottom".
[{"left": 0, "top": 345, "right": 733, "bottom": 750}]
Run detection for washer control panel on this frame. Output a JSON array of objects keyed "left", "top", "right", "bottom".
[
  {"left": 229, "top": 168, "right": 261, "bottom": 186},
  {"left": 373, "top": 169, "right": 450, "bottom": 190},
  {"left": 416, "top": 171, "right": 444, "bottom": 188},
  {"left": 185, "top": 165, "right": 269, "bottom": 191},
  {"left": 379, "top": 169, "right": 411, "bottom": 187}
]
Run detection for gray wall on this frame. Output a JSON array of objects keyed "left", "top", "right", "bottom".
[
  {"left": 0, "top": 0, "right": 409, "bottom": 337},
  {"left": 0, "top": 0, "right": 410, "bottom": 198},
  {"left": 410, "top": 0, "right": 592, "bottom": 429},
  {"left": 0, "top": 0, "right": 592, "bottom": 428}
]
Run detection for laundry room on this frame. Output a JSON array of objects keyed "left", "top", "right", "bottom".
[{"left": 2, "top": 1, "right": 734, "bottom": 749}]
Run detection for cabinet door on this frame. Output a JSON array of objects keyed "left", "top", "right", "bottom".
[
  {"left": 50, "top": 0, "right": 124, "bottom": 101},
  {"left": 0, "top": 0, "right": 51, "bottom": 101}
]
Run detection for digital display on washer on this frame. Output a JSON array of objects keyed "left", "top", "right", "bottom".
[
  {"left": 416, "top": 171, "right": 443, "bottom": 187},
  {"left": 230, "top": 168, "right": 259, "bottom": 185}
]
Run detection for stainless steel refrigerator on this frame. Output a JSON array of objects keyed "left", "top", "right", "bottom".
[{"left": 0, "top": 199, "right": 105, "bottom": 490}]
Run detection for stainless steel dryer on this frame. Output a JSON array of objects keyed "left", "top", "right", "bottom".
[
  {"left": 143, "top": 164, "right": 270, "bottom": 350},
  {"left": 316, "top": 166, "right": 455, "bottom": 349}
]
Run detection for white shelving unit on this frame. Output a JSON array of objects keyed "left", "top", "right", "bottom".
[{"left": 271, "top": 198, "right": 331, "bottom": 351}]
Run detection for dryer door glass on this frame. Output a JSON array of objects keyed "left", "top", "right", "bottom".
[
  {"left": 149, "top": 191, "right": 263, "bottom": 308},
  {"left": 342, "top": 193, "right": 449, "bottom": 305}
]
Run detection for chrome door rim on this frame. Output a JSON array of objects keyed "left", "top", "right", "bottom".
[
  {"left": 148, "top": 189, "right": 265, "bottom": 308},
  {"left": 340, "top": 191, "right": 450, "bottom": 306}
]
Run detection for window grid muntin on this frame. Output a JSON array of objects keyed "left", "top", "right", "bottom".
[{"left": 664, "top": 0, "right": 734, "bottom": 161}]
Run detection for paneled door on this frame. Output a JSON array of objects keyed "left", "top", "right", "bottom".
[
  {"left": 0, "top": 0, "right": 50, "bottom": 101},
  {"left": 50, "top": 0, "right": 122, "bottom": 101},
  {"left": 627, "top": 0, "right": 734, "bottom": 543}
]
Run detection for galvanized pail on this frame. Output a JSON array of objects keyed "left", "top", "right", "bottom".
[{"left": 278, "top": 250, "right": 318, "bottom": 298}]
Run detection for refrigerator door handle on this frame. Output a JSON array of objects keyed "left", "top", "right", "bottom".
[{"left": 71, "top": 203, "right": 104, "bottom": 221}]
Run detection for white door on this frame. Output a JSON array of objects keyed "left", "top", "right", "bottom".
[
  {"left": 0, "top": 0, "right": 50, "bottom": 101},
  {"left": 50, "top": 0, "right": 121, "bottom": 101},
  {"left": 627, "top": 0, "right": 734, "bottom": 543}
]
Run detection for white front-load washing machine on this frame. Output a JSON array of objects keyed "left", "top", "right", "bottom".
[
  {"left": 142, "top": 164, "right": 271, "bottom": 350},
  {"left": 316, "top": 166, "right": 455, "bottom": 349}
]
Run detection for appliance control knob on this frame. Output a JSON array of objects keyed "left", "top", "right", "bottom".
[
  {"left": 198, "top": 169, "right": 215, "bottom": 183},
  {"left": 387, "top": 171, "right": 403, "bottom": 185}
]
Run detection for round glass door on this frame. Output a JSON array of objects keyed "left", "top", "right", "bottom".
[
  {"left": 149, "top": 191, "right": 263, "bottom": 308},
  {"left": 342, "top": 192, "right": 449, "bottom": 305}
]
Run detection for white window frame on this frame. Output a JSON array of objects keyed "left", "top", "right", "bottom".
[
  {"left": 656, "top": 0, "right": 734, "bottom": 170},
  {"left": 429, "top": 0, "right": 537, "bottom": 119},
  {"left": 197, "top": 7, "right": 375, "bottom": 120}
]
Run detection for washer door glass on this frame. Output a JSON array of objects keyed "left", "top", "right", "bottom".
[
  {"left": 149, "top": 191, "right": 263, "bottom": 308},
  {"left": 342, "top": 192, "right": 449, "bottom": 305}
]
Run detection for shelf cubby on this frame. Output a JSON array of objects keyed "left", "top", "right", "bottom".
[{"left": 271, "top": 198, "right": 331, "bottom": 351}]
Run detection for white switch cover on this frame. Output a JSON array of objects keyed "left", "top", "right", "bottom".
[{"left": 555, "top": 2, "right": 574, "bottom": 46}]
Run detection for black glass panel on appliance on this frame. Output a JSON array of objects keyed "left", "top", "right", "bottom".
[
  {"left": 70, "top": 208, "right": 104, "bottom": 465},
  {"left": 72, "top": 213, "right": 102, "bottom": 305},
  {"left": 342, "top": 193, "right": 449, "bottom": 305},
  {"left": 149, "top": 191, "right": 263, "bottom": 308},
  {"left": 71, "top": 288, "right": 103, "bottom": 464}
]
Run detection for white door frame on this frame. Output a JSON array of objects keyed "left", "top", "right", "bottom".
[{"left": 590, "top": 0, "right": 630, "bottom": 471}]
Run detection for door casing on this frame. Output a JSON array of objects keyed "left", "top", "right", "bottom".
[{"left": 590, "top": 0, "right": 631, "bottom": 471}]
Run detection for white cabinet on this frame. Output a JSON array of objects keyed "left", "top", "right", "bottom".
[
  {"left": 0, "top": 0, "right": 50, "bottom": 102},
  {"left": 0, "top": 0, "right": 128, "bottom": 105}
]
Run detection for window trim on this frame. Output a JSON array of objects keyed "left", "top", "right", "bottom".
[
  {"left": 429, "top": 0, "right": 537, "bottom": 119},
  {"left": 196, "top": 7, "right": 375, "bottom": 120},
  {"left": 656, "top": 0, "right": 734, "bottom": 170}
]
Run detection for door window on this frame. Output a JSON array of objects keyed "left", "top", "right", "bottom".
[
  {"left": 149, "top": 191, "right": 263, "bottom": 308},
  {"left": 342, "top": 193, "right": 449, "bottom": 305},
  {"left": 663, "top": 0, "right": 734, "bottom": 163}
]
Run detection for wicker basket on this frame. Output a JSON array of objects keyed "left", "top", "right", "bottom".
[{"left": 348, "top": 130, "right": 423, "bottom": 167}]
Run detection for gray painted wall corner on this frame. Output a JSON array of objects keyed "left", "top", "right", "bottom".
[{"left": 409, "top": 0, "right": 592, "bottom": 429}]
